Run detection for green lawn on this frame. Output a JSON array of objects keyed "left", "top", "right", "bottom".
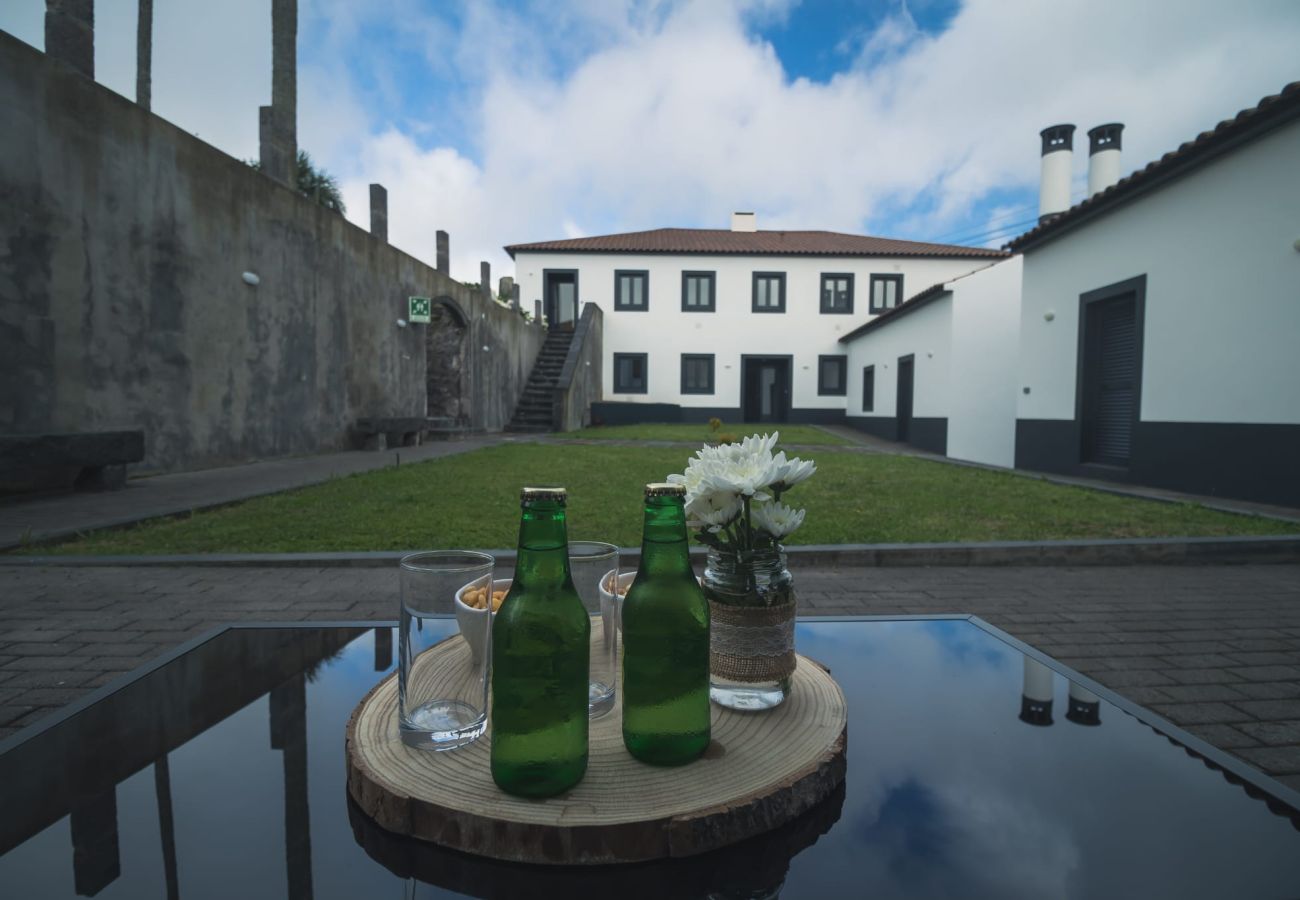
[
  {"left": 25, "top": 443, "right": 1295, "bottom": 555},
  {"left": 566, "top": 423, "right": 852, "bottom": 446}
]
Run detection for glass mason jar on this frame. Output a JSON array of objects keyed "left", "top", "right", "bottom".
[{"left": 702, "top": 545, "right": 796, "bottom": 711}]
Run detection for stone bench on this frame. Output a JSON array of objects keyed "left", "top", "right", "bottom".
[
  {"left": 352, "top": 417, "right": 427, "bottom": 451},
  {"left": 0, "top": 431, "right": 145, "bottom": 493}
]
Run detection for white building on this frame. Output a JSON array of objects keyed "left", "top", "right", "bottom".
[
  {"left": 840, "top": 80, "right": 1300, "bottom": 507},
  {"left": 505, "top": 215, "right": 1003, "bottom": 425},
  {"left": 1008, "top": 82, "right": 1300, "bottom": 507},
  {"left": 840, "top": 256, "right": 1023, "bottom": 466}
]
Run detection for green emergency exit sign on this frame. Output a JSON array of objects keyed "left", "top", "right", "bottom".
[{"left": 408, "top": 296, "right": 431, "bottom": 323}]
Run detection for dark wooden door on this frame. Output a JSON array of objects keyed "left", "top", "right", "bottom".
[
  {"left": 896, "top": 356, "right": 914, "bottom": 443},
  {"left": 742, "top": 358, "right": 791, "bottom": 423},
  {"left": 1082, "top": 294, "right": 1138, "bottom": 465}
]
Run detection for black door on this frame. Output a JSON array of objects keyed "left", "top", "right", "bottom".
[
  {"left": 543, "top": 271, "right": 578, "bottom": 329},
  {"left": 741, "top": 357, "right": 791, "bottom": 423},
  {"left": 896, "top": 355, "right": 914, "bottom": 443},
  {"left": 1081, "top": 294, "right": 1138, "bottom": 465}
]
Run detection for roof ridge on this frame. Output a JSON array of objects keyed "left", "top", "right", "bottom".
[{"left": 1007, "top": 79, "right": 1300, "bottom": 253}]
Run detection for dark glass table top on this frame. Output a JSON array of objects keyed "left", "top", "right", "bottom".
[{"left": 2, "top": 618, "right": 1298, "bottom": 899}]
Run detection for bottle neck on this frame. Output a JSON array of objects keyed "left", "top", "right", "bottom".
[
  {"left": 639, "top": 495, "right": 693, "bottom": 577},
  {"left": 515, "top": 499, "right": 572, "bottom": 587}
]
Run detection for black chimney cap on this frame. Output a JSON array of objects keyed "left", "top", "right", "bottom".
[
  {"left": 1088, "top": 123, "right": 1124, "bottom": 154},
  {"left": 1040, "top": 124, "right": 1076, "bottom": 155}
]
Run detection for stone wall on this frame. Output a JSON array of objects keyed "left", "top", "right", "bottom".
[{"left": 0, "top": 32, "right": 541, "bottom": 474}]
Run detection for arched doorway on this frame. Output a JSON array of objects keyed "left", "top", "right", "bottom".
[{"left": 426, "top": 296, "right": 469, "bottom": 422}]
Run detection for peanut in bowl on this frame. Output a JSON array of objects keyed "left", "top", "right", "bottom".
[{"left": 454, "top": 577, "right": 512, "bottom": 663}]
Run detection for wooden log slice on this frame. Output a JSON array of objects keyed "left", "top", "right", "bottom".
[{"left": 346, "top": 631, "right": 847, "bottom": 866}]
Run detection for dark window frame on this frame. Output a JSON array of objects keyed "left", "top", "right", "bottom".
[
  {"left": 751, "top": 271, "right": 787, "bottom": 313},
  {"left": 820, "top": 273, "right": 855, "bottom": 314},
  {"left": 869, "top": 273, "right": 904, "bottom": 314},
  {"left": 818, "top": 354, "right": 848, "bottom": 396},
  {"left": 613, "top": 269, "right": 650, "bottom": 312},
  {"left": 862, "top": 365, "right": 875, "bottom": 412},
  {"left": 681, "top": 271, "right": 717, "bottom": 313},
  {"left": 680, "top": 353, "right": 716, "bottom": 395},
  {"left": 613, "top": 352, "right": 649, "bottom": 394}
]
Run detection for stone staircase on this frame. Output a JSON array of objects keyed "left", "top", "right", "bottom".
[{"left": 506, "top": 328, "right": 575, "bottom": 432}]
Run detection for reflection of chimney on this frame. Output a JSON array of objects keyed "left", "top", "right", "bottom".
[
  {"left": 1086, "top": 123, "right": 1124, "bottom": 198},
  {"left": 731, "top": 211, "right": 757, "bottom": 232},
  {"left": 1038, "top": 124, "right": 1076, "bottom": 224},
  {"left": 1066, "top": 681, "right": 1102, "bottom": 726},
  {"left": 1020, "top": 657, "right": 1055, "bottom": 726}
]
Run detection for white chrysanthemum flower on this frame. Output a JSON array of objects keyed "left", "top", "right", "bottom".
[
  {"left": 770, "top": 451, "right": 816, "bottom": 491},
  {"left": 750, "top": 501, "right": 806, "bottom": 538},
  {"left": 686, "top": 491, "right": 744, "bottom": 532}
]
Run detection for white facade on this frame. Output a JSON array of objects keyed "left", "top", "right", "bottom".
[
  {"left": 843, "top": 256, "right": 1023, "bottom": 467},
  {"left": 948, "top": 257, "right": 1023, "bottom": 467},
  {"left": 512, "top": 250, "right": 987, "bottom": 417},
  {"left": 1017, "top": 120, "right": 1300, "bottom": 428},
  {"left": 844, "top": 291, "right": 952, "bottom": 419}
]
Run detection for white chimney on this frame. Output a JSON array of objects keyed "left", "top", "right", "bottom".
[
  {"left": 731, "top": 211, "right": 757, "bottom": 232},
  {"left": 1038, "top": 124, "right": 1075, "bottom": 224},
  {"left": 1087, "top": 123, "right": 1124, "bottom": 198},
  {"left": 1019, "top": 657, "right": 1055, "bottom": 726}
]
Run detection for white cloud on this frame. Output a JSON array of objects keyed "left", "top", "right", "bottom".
[
  {"left": 5, "top": 0, "right": 1298, "bottom": 283},
  {"left": 352, "top": 0, "right": 1300, "bottom": 281}
]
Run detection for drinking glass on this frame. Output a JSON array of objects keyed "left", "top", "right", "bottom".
[
  {"left": 569, "top": 541, "right": 620, "bottom": 718},
  {"left": 398, "top": 550, "right": 494, "bottom": 750}
]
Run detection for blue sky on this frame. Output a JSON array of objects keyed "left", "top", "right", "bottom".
[{"left": 2, "top": 0, "right": 1298, "bottom": 276}]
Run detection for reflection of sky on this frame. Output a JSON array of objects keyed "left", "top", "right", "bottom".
[{"left": 2, "top": 622, "right": 1299, "bottom": 899}]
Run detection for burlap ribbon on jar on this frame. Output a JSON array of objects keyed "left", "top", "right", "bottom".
[{"left": 709, "top": 599, "right": 797, "bottom": 683}]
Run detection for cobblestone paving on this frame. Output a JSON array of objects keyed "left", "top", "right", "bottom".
[{"left": 1, "top": 563, "right": 1298, "bottom": 791}]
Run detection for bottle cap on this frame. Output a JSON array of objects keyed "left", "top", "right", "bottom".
[
  {"left": 645, "top": 482, "right": 687, "bottom": 497},
  {"left": 521, "top": 485, "right": 567, "bottom": 501}
]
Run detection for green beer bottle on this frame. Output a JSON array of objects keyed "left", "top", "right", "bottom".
[
  {"left": 490, "top": 486, "right": 590, "bottom": 797},
  {"left": 622, "top": 482, "right": 711, "bottom": 766}
]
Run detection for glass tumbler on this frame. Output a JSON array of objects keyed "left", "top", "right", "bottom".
[
  {"left": 398, "top": 550, "right": 494, "bottom": 750},
  {"left": 569, "top": 541, "right": 620, "bottom": 718}
]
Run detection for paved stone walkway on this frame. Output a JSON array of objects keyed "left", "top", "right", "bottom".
[
  {"left": 1, "top": 563, "right": 1297, "bottom": 791},
  {"left": 0, "top": 436, "right": 500, "bottom": 550}
]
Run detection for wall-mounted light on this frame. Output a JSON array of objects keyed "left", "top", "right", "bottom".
[
  {"left": 1044, "top": 310, "right": 1056, "bottom": 322},
  {"left": 396, "top": 319, "right": 408, "bottom": 328},
  {"left": 482, "top": 345, "right": 490, "bottom": 351},
  {"left": 241, "top": 271, "right": 260, "bottom": 286}
]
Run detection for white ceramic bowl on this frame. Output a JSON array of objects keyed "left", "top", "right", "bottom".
[
  {"left": 599, "top": 570, "right": 634, "bottom": 631},
  {"left": 454, "top": 577, "right": 510, "bottom": 663}
]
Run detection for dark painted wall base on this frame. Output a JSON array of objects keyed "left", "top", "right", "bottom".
[
  {"left": 591, "top": 402, "right": 844, "bottom": 427},
  {"left": 846, "top": 416, "right": 947, "bottom": 455},
  {"left": 1016, "top": 419, "right": 1300, "bottom": 508}
]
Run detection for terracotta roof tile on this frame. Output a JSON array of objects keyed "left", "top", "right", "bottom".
[
  {"left": 1007, "top": 81, "right": 1300, "bottom": 253},
  {"left": 505, "top": 228, "right": 1008, "bottom": 260}
]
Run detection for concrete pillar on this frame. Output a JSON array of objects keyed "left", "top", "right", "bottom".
[
  {"left": 136, "top": 0, "right": 152, "bottom": 110},
  {"left": 272, "top": 0, "right": 297, "bottom": 169},
  {"left": 45, "top": 0, "right": 94, "bottom": 79},
  {"left": 511, "top": 283, "right": 521, "bottom": 312},
  {"left": 155, "top": 756, "right": 179, "bottom": 900},
  {"left": 258, "top": 105, "right": 286, "bottom": 183},
  {"left": 270, "top": 674, "right": 313, "bottom": 900},
  {"left": 369, "top": 184, "right": 388, "bottom": 243},
  {"left": 534, "top": 299, "right": 543, "bottom": 327},
  {"left": 373, "top": 627, "right": 392, "bottom": 671},
  {"left": 436, "top": 230, "right": 450, "bottom": 274},
  {"left": 499, "top": 276, "right": 514, "bottom": 301},
  {"left": 480, "top": 261, "right": 492, "bottom": 303},
  {"left": 70, "top": 787, "right": 120, "bottom": 895}
]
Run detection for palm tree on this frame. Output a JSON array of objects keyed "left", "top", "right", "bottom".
[{"left": 247, "top": 150, "right": 346, "bottom": 215}]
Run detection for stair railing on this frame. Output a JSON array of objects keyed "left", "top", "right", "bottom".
[{"left": 550, "top": 302, "right": 603, "bottom": 432}]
